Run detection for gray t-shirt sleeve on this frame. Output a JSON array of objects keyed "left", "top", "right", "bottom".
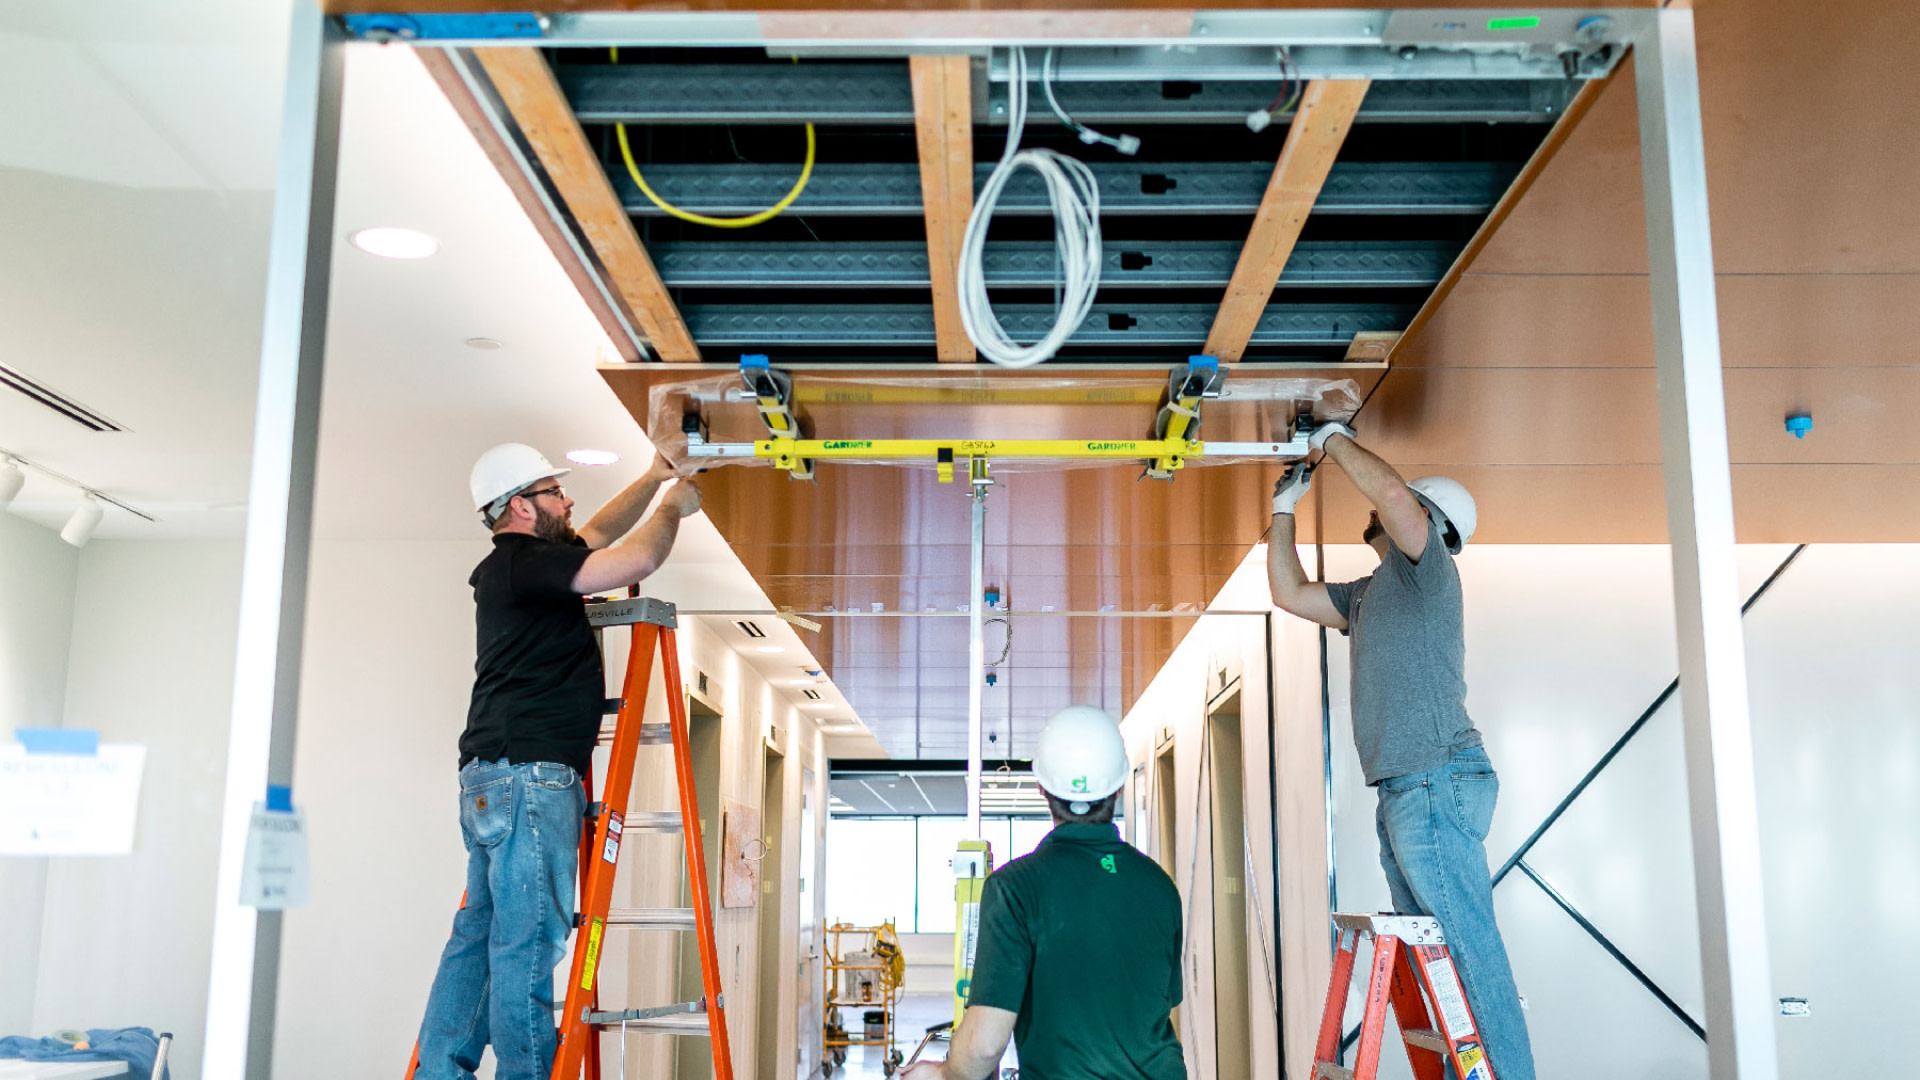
[
  {"left": 1382, "top": 518, "right": 1450, "bottom": 587},
  {"left": 1325, "top": 575, "right": 1371, "bottom": 635}
]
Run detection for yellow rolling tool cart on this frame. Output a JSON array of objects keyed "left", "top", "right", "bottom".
[{"left": 823, "top": 920, "right": 907, "bottom": 1075}]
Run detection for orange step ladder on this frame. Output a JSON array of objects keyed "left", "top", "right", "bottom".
[
  {"left": 406, "top": 595, "right": 735, "bottom": 1080},
  {"left": 1312, "top": 913, "right": 1494, "bottom": 1080}
]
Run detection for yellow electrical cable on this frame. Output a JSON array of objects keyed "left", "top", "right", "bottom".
[{"left": 611, "top": 47, "right": 815, "bottom": 229}]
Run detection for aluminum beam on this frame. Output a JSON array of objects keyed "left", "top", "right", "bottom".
[
  {"left": 202, "top": 4, "right": 341, "bottom": 1079},
  {"left": 1635, "top": 10, "right": 1780, "bottom": 1080},
  {"left": 653, "top": 240, "right": 1454, "bottom": 289},
  {"left": 559, "top": 63, "right": 1574, "bottom": 124},
  {"left": 621, "top": 161, "right": 1516, "bottom": 217},
  {"left": 681, "top": 303, "right": 1411, "bottom": 346}
]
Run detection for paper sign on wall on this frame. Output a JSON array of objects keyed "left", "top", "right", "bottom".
[
  {"left": 0, "top": 742, "right": 146, "bottom": 855},
  {"left": 240, "top": 802, "right": 310, "bottom": 910}
]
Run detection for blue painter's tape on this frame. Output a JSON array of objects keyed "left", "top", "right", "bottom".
[
  {"left": 267, "top": 785, "right": 294, "bottom": 813},
  {"left": 340, "top": 13, "right": 544, "bottom": 42},
  {"left": 17, "top": 728, "right": 98, "bottom": 755}
]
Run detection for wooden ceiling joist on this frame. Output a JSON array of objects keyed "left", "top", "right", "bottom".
[
  {"left": 473, "top": 47, "right": 699, "bottom": 362},
  {"left": 910, "top": 55, "right": 976, "bottom": 363},
  {"left": 1203, "top": 79, "right": 1371, "bottom": 362}
]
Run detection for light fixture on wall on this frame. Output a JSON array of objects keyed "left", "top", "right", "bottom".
[
  {"left": 566, "top": 449, "right": 619, "bottom": 466},
  {"left": 0, "top": 455, "right": 23, "bottom": 511},
  {"left": 61, "top": 495, "right": 103, "bottom": 548},
  {"left": 350, "top": 226, "right": 438, "bottom": 260}
]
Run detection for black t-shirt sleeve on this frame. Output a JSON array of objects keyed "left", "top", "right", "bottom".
[
  {"left": 966, "top": 873, "right": 1033, "bottom": 1013},
  {"left": 509, "top": 537, "right": 593, "bottom": 600}
]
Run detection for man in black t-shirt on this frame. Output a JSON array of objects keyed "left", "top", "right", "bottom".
[{"left": 413, "top": 442, "right": 701, "bottom": 1080}]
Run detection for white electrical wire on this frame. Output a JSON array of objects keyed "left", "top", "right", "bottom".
[{"left": 958, "top": 47, "right": 1104, "bottom": 369}]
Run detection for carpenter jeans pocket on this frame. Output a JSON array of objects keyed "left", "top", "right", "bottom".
[{"left": 460, "top": 775, "right": 513, "bottom": 848}]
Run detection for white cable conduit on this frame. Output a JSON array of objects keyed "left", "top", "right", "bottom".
[{"left": 958, "top": 47, "right": 1104, "bottom": 369}]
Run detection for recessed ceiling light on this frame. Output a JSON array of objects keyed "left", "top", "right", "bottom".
[
  {"left": 465, "top": 337, "right": 503, "bottom": 350},
  {"left": 755, "top": 645, "right": 786, "bottom": 654},
  {"left": 351, "top": 226, "right": 438, "bottom": 260},
  {"left": 787, "top": 678, "right": 818, "bottom": 686},
  {"left": 566, "top": 449, "right": 619, "bottom": 466}
]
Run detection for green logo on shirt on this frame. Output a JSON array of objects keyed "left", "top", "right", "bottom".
[{"left": 1100, "top": 854, "right": 1117, "bottom": 874}]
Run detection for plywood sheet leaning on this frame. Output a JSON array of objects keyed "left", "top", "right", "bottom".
[
  {"left": 473, "top": 47, "right": 700, "bottom": 362},
  {"left": 721, "top": 797, "right": 761, "bottom": 908},
  {"left": 911, "top": 55, "right": 977, "bottom": 363},
  {"left": 1205, "top": 80, "right": 1371, "bottom": 363}
]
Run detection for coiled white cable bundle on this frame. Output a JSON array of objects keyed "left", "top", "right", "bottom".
[{"left": 957, "top": 47, "right": 1104, "bottom": 369}]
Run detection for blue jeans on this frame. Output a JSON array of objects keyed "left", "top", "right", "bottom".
[
  {"left": 1375, "top": 747, "right": 1534, "bottom": 1080},
  {"left": 416, "top": 759, "right": 585, "bottom": 1080}
]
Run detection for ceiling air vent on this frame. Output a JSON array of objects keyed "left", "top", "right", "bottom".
[
  {"left": 733, "top": 619, "right": 767, "bottom": 638},
  {"left": 802, "top": 689, "right": 823, "bottom": 701},
  {"left": 0, "top": 362, "right": 127, "bottom": 432}
]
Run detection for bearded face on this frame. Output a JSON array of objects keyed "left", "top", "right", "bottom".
[{"left": 532, "top": 501, "right": 576, "bottom": 544}]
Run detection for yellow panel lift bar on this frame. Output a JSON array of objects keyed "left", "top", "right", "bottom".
[{"left": 683, "top": 356, "right": 1310, "bottom": 479}]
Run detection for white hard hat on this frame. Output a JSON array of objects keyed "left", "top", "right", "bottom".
[
  {"left": 1032, "top": 705, "right": 1130, "bottom": 812},
  {"left": 1406, "top": 475, "right": 1477, "bottom": 553},
  {"left": 471, "top": 443, "right": 570, "bottom": 516}
]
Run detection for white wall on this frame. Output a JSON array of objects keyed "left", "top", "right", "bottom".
[
  {"left": 0, "top": 536, "right": 246, "bottom": 1073},
  {"left": 0, "top": 514, "right": 79, "bottom": 1038}
]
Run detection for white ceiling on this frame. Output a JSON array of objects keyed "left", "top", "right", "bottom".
[{"left": 0, "top": 10, "right": 880, "bottom": 746}]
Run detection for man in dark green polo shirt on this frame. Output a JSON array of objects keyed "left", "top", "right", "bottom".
[{"left": 903, "top": 706, "right": 1185, "bottom": 1080}]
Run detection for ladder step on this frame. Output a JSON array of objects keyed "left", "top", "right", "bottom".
[
  {"left": 623, "top": 811, "right": 684, "bottom": 832},
  {"left": 594, "top": 1013, "right": 712, "bottom": 1036},
  {"left": 1402, "top": 1029, "right": 1449, "bottom": 1054},
  {"left": 604, "top": 907, "right": 698, "bottom": 930},
  {"left": 598, "top": 721, "right": 672, "bottom": 745},
  {"left": 587, "top": 1000, "right": 713, "bottom": 1036},
  {"left": 1315, "top": 1065, "right": 1354, "bottom": 1080}
]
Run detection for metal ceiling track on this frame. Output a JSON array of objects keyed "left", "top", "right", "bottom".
[
  {"left": 618, "top": 162, "right": 1518, "bottom": 218},
  {"left": 560, "top": 65, "right": 1578, "bottom": 124}
]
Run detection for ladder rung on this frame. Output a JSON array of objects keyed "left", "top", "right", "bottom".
[
  {"left": 598, "top": 721, "right": 672, "bottom": 745},
  {"left": 1315, "top": 1064, "right": 1353, "bottom": 1080},
  {"left": 1402, "top": 1029, "right": 1449, "bottom": 1054},
  {"left": 604, "top": 907, "right": 698, "bottom": 930},
  {"left": 623, "top": 811, "right": 684, "bottom": 832},
  {"left": 595, "top": 1013, "right": 712, "bottom": 1036}
]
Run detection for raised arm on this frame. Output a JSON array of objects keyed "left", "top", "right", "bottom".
[
  {"left": 1314, "top": 424, "right": 1429, "bottom": 562},
  {"left": 577, "top": 451, "right": 680, "bottom": 550},
  {"left": 570, "top": 479, "right": 702, "bottom": 594},
  {"left": 1267, "top": 467, "right": 1348, "bottom": 630}
]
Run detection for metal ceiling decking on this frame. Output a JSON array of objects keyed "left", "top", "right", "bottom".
[{"left": 547, "top": 46, "right": 1577, "bottom": 364}]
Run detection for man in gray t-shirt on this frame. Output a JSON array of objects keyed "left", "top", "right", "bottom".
[{"left": 1267, "top": 422, "right": 1535, "bottom": 1080}]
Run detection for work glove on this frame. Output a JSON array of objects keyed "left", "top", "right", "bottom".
[
  {"left": 1307, "top": 420, "right": 1357, "bottom": 453},
  {"left": 1272, "top": 464, "right": 1313, "bottom": 515}
]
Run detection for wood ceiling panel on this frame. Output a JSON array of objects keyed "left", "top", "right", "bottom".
[
  {"left": 1392, "top": 274, "right": 1655, "bottom": 369},
  {"left": 1293, "top": 463, "right": 1920, "bottom": 546},
  {"left": 1466, "top": 1, "right": 1920, "bottom": 277},
  {"left": 1724, "top": 369, "right": 1920, "bottom": 464},
  {"left": 1354, "top": 367, "right": 1663, "bottom": 466},
  {"left": 1718, "top": 275, "right": 1920, "bottom": 368}
]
